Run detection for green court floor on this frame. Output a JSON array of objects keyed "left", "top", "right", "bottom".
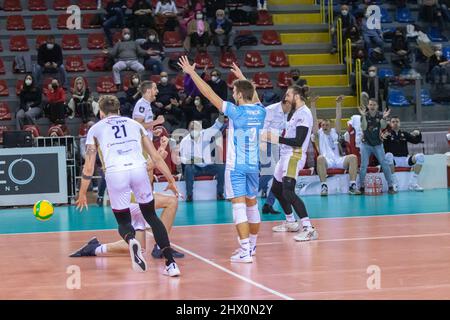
[{"left": 0, "top": 189, "right": 449, "bottom": 235}]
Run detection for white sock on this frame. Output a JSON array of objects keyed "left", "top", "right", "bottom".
[
  {"left": 239, "top": 238, "right": 250, "bottom": 252},
  {"left": 349, "top": 180, "right": 356, "bottom": 186},
  {"left": 249, "top": 234, "right": 258, "bottom": 248},
  {"left": 285, "top": 213, "right": 296, "bottom": 223},
  {"left": 94, "top": 244, "right": 107, "bottom": 256},
  {"left": 301, "top": 217, "right": 312, "bottom": 228}
]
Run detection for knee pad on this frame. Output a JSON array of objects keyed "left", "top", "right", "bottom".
[
  {"left": 413, "top": 153, "right": 425, "bottom": 166},
  {"left": 113, "top": 209, "right": 135, "bottom": 242},
  {"left": 282, "top": 177, "right": 297, "bottom": 203},
  {"left": 385, "top": 152, "right": 394, "bottom": 165},
  {"left": 246, "top": 204, "right": 261, "bottom": 224},
  {"left": 232, "top": 203, "right": 247, "bottom": 225}
]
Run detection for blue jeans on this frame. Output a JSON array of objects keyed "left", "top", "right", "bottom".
[
  {"left": 144, "top": 58, "right": 163, "bottom": 75},
  {"left": 184, "top": 164, "right": 225, "bottom": 197},
  {"left": 259, "top": 174, "right": 275, "bottom": 206},
  {"left": 103, "top": 9, "right": 125, "bottom": 46},
  {"left": 33, "top": 64, "right": 68, "bottom": 88},
  {"left": 359, "top": 143, "right": 393, "bottom": 189},
  {"left": 363, "top": 32, "right": 384, "bottom": 50}
]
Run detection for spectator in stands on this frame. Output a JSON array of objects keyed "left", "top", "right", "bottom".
[
  {"left": 154, "top": 72, "right": 184, "bottom": 131},
  {"left": 211, "top": 9, "right": 233, "bottom": 53},
  {"left": 180, "top": 118, "right": 226, "bottom": 202},
  {"left": 46, "top": 79, "right": 67, "bottom": 124},
  {"left": 33, "top": 35, "right": 68, "bottom": 89},
  {"left": 103, "top": 28, "right": 150, "bottom": 89},
  {"left": 382, "top": 116, "right": 425, "bottom": 192},
  {"left": 16, "top": 74, "right": 42, "bottom": 130},
  {"left": 154, "top": 0, "right": 179, "bottom": 31},
  {"left": 257, "top": 0, "right": 267, "bottom": 11},
  {"left": 205, "top": 0, "right": 226, "bottom": 22},
  {"left": 429, "top": 45, "right": 449, "bottom": 87},
  {"left": 362, "top": 7, "right": 383, "bottom": 50},
  {"left": 330, "top": 4, "right": 357, "bottom": 54},
  {"left": 361, "top": 65, "right": 384, "bottom": 109},
  {"left": 141, "top": 29, "right": 165, "bottom": 75},
  {"left": 185, "top": 10, "right": 211, "bottom": 53},
  {"left": 206, "top": 69, "right": 228, "bottom": 101},
  {"left": 121, "top": 73, "right": 142, "bottom": 118},
  {"left": 183, "top": 96, "right": 214, "bottom": 128},
  {"left": 357, "top": 99, "right": 396, "bottom": 194},
  {"left": 345, "top": 24, "right": 364, "bottom": 51},
  {"left": 311, "top": 95, "right": 361, "bottom": 196},
  {"left": 103, "top": 0, "right": 127, "bottom": 47},
  {"left": 68, "top": 77, "right": 92, "bottom": 123},
  {"left": 419, "top": 0, "right": 445, "bottom": 32},
  {"left": 391, "top": 27, "right": 411, "bottom": 70},
  {"left": 290, "top": 68, "right": 307, "bottom": 87},
  {"left": 131, "top": 0, "right": 155, "bottom": 39}
]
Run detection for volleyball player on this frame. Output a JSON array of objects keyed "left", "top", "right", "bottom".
[
  {"left": 178, "top": 57, "right": 266, "bottom": 263},
  {"left": 75, "top": 94, "right": 181, "bottom": 276},
  {"left": 261, "top": 85, "right": 319, "bottom": 242}
]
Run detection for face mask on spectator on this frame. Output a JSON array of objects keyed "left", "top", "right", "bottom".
[
  {"left": 123, "top": 34, "right": 131, "bottom": 41},
  {"left": 47, "top": 43, "right": 54, "bottom": 50},
  {"left": 149, "top": 35, "right": 156, "bottom": 41},
  {"left": 190, "top": 130, "right": 200, "bottom": 139},
  {"left": 369, "top": 71, "right": 376, "bottom": 77},
  {"left": 194, "top": 99, "right": 201, "bottom": 106},
  {"left": 211, "top": 76, "right": 218, "bottom": 82},
  {"left": 132, "top": 78, "right": 140, "bottom": 85},
  {"left": 25, "top": 79, "right": 32, "bottom": 86},
  {"left": 196, "top": 14, "right": 203, "bottom": 20},
  {"left": 161, "top": 77, "right": 168, "bottom": 84},
  {"left": 341, "top": 10, "right": 348, "bottom": 16},
  {"left": 436, "top": 50, "right": 442, "bottom": 57}
]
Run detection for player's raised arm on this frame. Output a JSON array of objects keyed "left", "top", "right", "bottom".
[
  {"left": 178, "top": 56, "right": 224, "bottom": 112},
  {"left": 76, "top": 143, "right": 97, "bottom": 211},
  {"left": 230, "top": 63, "right": 261, "bottom": 104},
  {"left": 335, "top": 95, "right": 344, "bottom": 133}
]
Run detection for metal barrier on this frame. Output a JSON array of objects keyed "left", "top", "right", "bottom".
[
  {"left": 346, "top": 38, "right": 352, "bottom": 86},
  {"left": 355, "top": 58, "right": 362, "bottom": 107},
  {"left": 336, "top": 18, "right": 343, "bottom": 64},
  {"left": 327, "top": 0, "right": 333, "bottom": 34}
]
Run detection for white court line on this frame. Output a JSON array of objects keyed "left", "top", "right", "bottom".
[
  {"left": 169, "top": 241, "right": 294, "bottom": 301},
  {"left": 315, "top": 232, "right": 450, "bottom": 243}
]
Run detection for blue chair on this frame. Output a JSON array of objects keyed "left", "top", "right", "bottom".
[
  {"left": 413, "top": 89, "right": 435, "bottom": 106},
  {"left": 388, "top": 88, "right": 410, "bottom": 107},
  {"left": 380, "top": 7, "right": 392, "bottom": 23},
  {"left": 443, "top": 47, "right": 450, "bottom": 60},
  {"left": 396, "top": 7, "right": 415, "bottom": 23},
  {"left": 427, "top": 27, "right": 448, "bottom": 42},
  {"left": 378, "top": 68, "right": 394, "bottom": 80}
]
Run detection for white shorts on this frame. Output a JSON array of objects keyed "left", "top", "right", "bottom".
[
  {"left": 130, "top": 203, "right": 149, "bottom": 231},
  {"left": 105, "top": 166, "right": 153, "bottom": 210},
  {"left": 325, "top": 156, "right": 346, "bottom": 169},
  {"left": 393, "top": 156, "right": 412, "bottom": 167},
  {"left": 273, "top": 155, "right": 306, "bottom": 182}
]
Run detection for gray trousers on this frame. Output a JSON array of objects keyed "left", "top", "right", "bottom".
[
  {"left": 16, "top": 107, "right": 41, "bottom": 130},
  {"left": 112, "top": 60, "right": 145, "bottom": 84}
]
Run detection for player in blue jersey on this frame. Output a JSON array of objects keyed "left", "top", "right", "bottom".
[{"left": 178, "top": 56, "right": 266, "bottom": 263}]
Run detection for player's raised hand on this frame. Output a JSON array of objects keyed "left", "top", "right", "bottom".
[
  {"left": 177, "top": 56, "right": 196, "bottom": 75},
  {"left": 336, "top": 95, "right": 345, "bottom": 104},
  {"left": 75, "top": 194, "right": 88, "bottom": 212},
  {"left": 357, "top": 104, "right": 366, "bottom": 116},
  {"left": 230, "top": 62, "right": 245, "bottom": 80},
  {"left": 383, "top": 108, "right": 391, "bottom": 119}
]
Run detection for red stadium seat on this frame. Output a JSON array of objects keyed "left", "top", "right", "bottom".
[
  {"left": 65, "top": 56, "right": 86, "bottom": 72},
  {"left": 53, "top": 0, "right": 70, "bottom": 10},
  {"left": 0, "top": 80, "right": 9, "bottom": 96},
  {"left": 227, "top": 72, "right": 238, "bottom": 88},
  {"left": 0, "top": 59, "right": 5, "bottom": 74},
  {"left": 7, "top": 16, "right": 26, "bottom": 30},
  {"left": 269, "top": 50, "right": 289, "bottom": 67},
  {"left": 150, "top": 75, "right": 161, "bottom": 84},
  {"left": 32, "top": 15, "right": 51, "bottom": 30},
  {"left": 96, "top": 76, "right": 118, "bottom": 93},
  {"left": 252, "top": 72, "right": 273, "bottom": 89},
  {"left": 194, "top": 51, "right": 214, "bottom": 69},
  {"left": 261, "top": 30, "right": 281, "bottom": 45},
  {"left": 163, "top": 31, "right": 183, "bottom": 47},
  {"left": 48, "top": 124, "right": 68, "bottom": 137},
  {"left": 122, "top": 73, "right": 132, "bottom": 92},
  {"left": 244, "top": 51, "right": 265, "bottom": 68},
  {"left": 219, "top": 50, "right": 239, "bottom": 68},
  {"left": 112, "top": 31, "right": 123, "bottom": 45},
  {"left": 35, "top": 35, "right": 48, "bottom": 49},
  {"left": 87, "top": 33, "right": 106, "bottom": 49},
  {"left": 29, "top": 0, "right": 48, "bottom": 10},
  {"left": 23, "top": 125, "right": 41, "bottom": 137},
  {"left": 299, "top": 168, "right": 315, "bottom": 176},
  {"left": 62, "top": 34, "right": 82, "bottom": 50},
  {"left": 0, "top": 103, "right": 12, "bottom": 120},
  {"left": 174, "top": 73, "right": 184, "bottom": 91},
  {"left": 10, "top": 36, "right": 29, "bottom": 51},
  {"left": 57, "top": 14, "right": 71, "bottom": 29},
  {"left": 16, "top": 80, "right": 24, "bottom": 95},
  {"left": 256, "top": 11, "right": 273, "bottom": 25},
  {"left": 4, "top": 0, "right": 22, "bottom": 11},
  {"left": 277, "top": 71, "right": 291, "bottom": 88},
  {"left": 78, "top": 0, "right": 97, "bottom": 9},
  {"left": 82, "top": 14, "right": 101, "bottom": 29}
]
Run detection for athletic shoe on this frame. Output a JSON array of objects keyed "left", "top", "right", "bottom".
[
  {"left": 217, "top": 194, "right": 225, "bottom": 201},
  {"left": 129, "top": 238, "right": 147, "bottom": 272},
  {"left": 349, "top": 184, "right": 361, "bottom": 195},
  {"left": 186, "top": 195, "right": 193, "bottom": 202},
  {"left": 233, "top": 244, "right": 256, "bottom": 256},
  {"left": 409, "top": 183, "right": 424, "bottom": 192},
  {"left": 293, "top": 226, "right": 319, "bottom": 242},
  {"left": 163, "top": 262, "right": 181, "bottom": 277},
  {"left": 272, "top": 221, "right": 300, "bottom": 232},
  {"left": 96, "top": 196, "right": 103, "bottom": 207},
  {"left": 320, "top": 184, "right": 328, "bottom": 196},
  {"left": 388, "top": 187, "right": 398, "bottom": 194},
  {"left": 151, "top": 244, "right": 185, "bottom": 259},
  {"left": 262, "top": 203, "right": 280, "bottom": 214},
  {"left": 230, "top": 248, "right": 253, "bottom": 263},
  {"left": 69, "top": 237, "right": 100, "bottom": 257},
  {"left": 393, "top": 184, "right": 399, "bottom": 192}
]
